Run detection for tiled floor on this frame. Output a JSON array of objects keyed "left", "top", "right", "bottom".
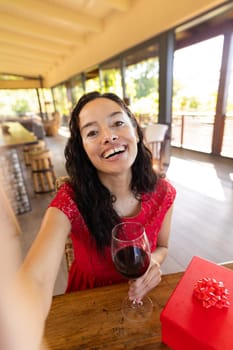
[{"left": 17, "top": 133, "right": 233, "bottom": 295}]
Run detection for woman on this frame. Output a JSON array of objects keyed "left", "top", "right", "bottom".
[
  {"left": 49, "top": 91, "right": 176, "bottom": 300},
  {"left": 3, "top": 92, "right": 176, "bottom": 349}
]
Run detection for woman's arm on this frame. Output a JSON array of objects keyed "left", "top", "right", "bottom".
[
  {"left": 128, "top": 205, "right": 174, "bottom": 301},
  {"left": 151, "top": 204, "right": 174, "bottom": 265},
  {"left": 20, "top": 207, "right": 71, "bottom": 316},
  {"left": 0, "top": 207, "right": 71, "bottom": 350}
]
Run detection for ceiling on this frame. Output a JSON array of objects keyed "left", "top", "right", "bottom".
[
  {"left": 0, "top": 0, "right": 232, "bottom": 88},
  {"left": 0, "top": 0, "right": 130, "bottom": 78}
]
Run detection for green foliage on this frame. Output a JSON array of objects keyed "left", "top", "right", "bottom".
[
  {"left": 125, "top": 58, "right": 159, "bottom": 116},
  {"left": 102, "top": 70, "right": 117, "bottom": 89},
  {"left": 135, "top": 75, "right": 156, "bottom": 98},
  {"left": 130, "top": 93, "right": 158, "bottom": 116},
  {"left": 85, "top": 77, "right": 100, "bottom": 93},
  {"left": 12, "top": 99, "right": 30, "bottom": 114},
  {"left": 127, "top": 59, "right": 158, "bottom": 99},
  {"left": 188, "top": 97, "right": 200, "bottom": 110},
  {"left": 180, "top": 96, "right": 188, "bottom": 110},
  {"left": 0, "top": 89, "right": 39, "bottom": 116},
  {"left": 71, "top": 85, "right": 84, "bottom": 106},
  {"left": 53, "top": 85, "right": 70, "bottom": 116}
]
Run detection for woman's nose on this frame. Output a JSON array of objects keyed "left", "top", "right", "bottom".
[{"left": 102, "top": 131, "right": 118, "bottom": 143}]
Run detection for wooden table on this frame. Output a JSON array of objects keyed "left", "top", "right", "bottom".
[
  {"left": 44, "top": 263, "right": 233, "bottom": 350},
  {"left": 0, "top": 122, "right": 38, "bottom": 148}
]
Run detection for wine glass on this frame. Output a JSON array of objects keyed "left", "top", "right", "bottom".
[{"left": 111, "top": 221, "right": 153, "bottom": 322}]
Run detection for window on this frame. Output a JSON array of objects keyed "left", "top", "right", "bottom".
[
  {"left": 124, "top": 43, "right": 159, "bottom": 124},
  {"left": 222, "top": 54, "right": 233, "bottom": 158},
  {"left": 100, "top": 58, "right": 123, "bottom": 96},
  {"left": 172, "top": 36, "right": 224, "bottom": 152}
]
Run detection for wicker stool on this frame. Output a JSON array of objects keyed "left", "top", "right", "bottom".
[
  {"left": 30, "top": 149, "right": 56, "bottom": 193},
  {"left": 23, "top": 140, "right": 46, "bottom": 166}
]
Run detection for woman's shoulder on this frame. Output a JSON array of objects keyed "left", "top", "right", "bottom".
[
  {"left": 49, "top": 180, "right": 78, "bottom": 222},
  {"left": 55, "top": 176, "right": 72, "bottom": 192},
  {"left": 53, "top": 180, "right": 75, "bottom": 201},
  {"left": 144, "top": 176, "right": 176, "bottom": 205},
  {"left": 156, "top": 176, "right": 176, "bottom": 195}
]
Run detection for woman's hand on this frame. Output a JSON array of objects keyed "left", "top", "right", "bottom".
[
  {"left": 128, "top": 259, "right": 162, "bottom": 302},
  {"left": 128, "top": 204, "right": 175, "bottom": 302}
]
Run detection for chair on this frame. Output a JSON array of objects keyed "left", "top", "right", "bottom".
[
  {"left": 23, "top": 139, "right": 46, "bottom": 166},
  {"left": 43, "top": 111, "right": 61, "bottom": 137},
  {"left": 144, "top": 123, "right": 169, "bottom": 170},
  {"left": 55, "top": 176, "right": 74, "bottom": 272},
  {"left": 30, "top": 149, "right": 56, "bottom": 193}
]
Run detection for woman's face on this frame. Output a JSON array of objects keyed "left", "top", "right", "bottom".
[{"left": 79, "top": 98, "right": 139, "bottom": 176}]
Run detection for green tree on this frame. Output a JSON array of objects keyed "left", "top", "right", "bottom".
[
  {"left": 135, "top": 75, "right": 156, "bottom": 98},
  {"left": 133, "top": 60, "right": 158, "bottom": 99},
  {"left": 189, "top": 96, "right": 200, "bottom": 110},
  {"left": 12, "top": 99, "right": 30, "bottom": 115}
]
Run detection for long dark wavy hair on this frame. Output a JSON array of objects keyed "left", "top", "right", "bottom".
[{"left": 65, "top": 91, "right": 158, "bottom": 252}]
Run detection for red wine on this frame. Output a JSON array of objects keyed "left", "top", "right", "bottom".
[{"left": 114, "top": 246, "right": 150, "bottom": 279}]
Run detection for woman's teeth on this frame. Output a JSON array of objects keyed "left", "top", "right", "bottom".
[{"left": 104, "top": 146, "right": 125, "bottom": 159}]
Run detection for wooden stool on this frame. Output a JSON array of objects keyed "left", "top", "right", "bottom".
[
  {"left": 23, "top": 140, "right": 46, "bottom": 166},
  {"left": 30, "top": 149, "right": 56, "bottom": 193}
]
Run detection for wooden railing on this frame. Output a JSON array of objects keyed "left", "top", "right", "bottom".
[
  {"left": 123, "top": 112, "right": 233, "bottom": 157},
  {"left": 171, "top": 113, "right": 233, "bottom": 158}
]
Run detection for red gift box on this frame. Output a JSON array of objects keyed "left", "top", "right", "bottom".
[{"left": 160, "top": 256, "right": 233, "bottom": 350}]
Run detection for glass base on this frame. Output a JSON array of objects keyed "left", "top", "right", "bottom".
[{"left": 121, "top": 296, "right": 153, "bottom": 322}]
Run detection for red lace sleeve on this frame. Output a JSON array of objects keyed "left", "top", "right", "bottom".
[
  {"left": 157, "top": 177, "right": 176, "bottom": 212},
  {"left": 48, "top": 183, "right": 79, "bottom": 224},
  {"left": 140, "top": 177, "right": 176, "bottom": 251}
]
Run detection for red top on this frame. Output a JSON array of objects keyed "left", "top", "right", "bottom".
[{"left": 49, "top": 178, "right": 176, "bottom": 292}]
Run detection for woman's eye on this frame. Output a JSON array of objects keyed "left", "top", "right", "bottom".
[
  {"left": 86, "top": 130, "right": 98, "bottom": 138},
  {"left": 114, "top": 120, "right": 125, "bottom": 127}
]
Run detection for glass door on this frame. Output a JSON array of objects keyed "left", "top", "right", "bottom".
[
  {"left": 221, "top": 53, "right": 233, "bottom": 158},
  {"left": 172, "top": 35, "right": 224, "bottom": 152}
]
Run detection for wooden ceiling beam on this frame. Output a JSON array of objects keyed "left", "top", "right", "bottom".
[
  {"left": 0, "top": 51, "right": 55, "bottom": 64},
  {"left": 0, "top": 42, "right": 62, "bottom": 60},
  {"left": 0, "top": 0, "right": 103, "bottom": 32},
  {"left": 0, "top": 29, "right": 73, "bottom": 54},
  {"left": 0, "top": 56, "right": 49, "bottom": 68},
  {"left": 0, "top": 65, "right": 47, "bottom": 77},
  {"left": 0, "top": 12, "right": 84, "bottom": 45},
  {"left": 0, "top": 63, "right": 47, "bottom": 73},
  {"left": 0, "top": 79, "right": 41, "bottom": 89}
]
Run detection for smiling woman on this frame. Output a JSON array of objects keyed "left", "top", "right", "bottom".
[{"left": 5, "top": 91, "right": 175, "bottom": 348}]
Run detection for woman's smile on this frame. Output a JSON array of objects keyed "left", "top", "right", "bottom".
[{"left": 102, "top": 144, "right": 126, "bottom": 159}]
